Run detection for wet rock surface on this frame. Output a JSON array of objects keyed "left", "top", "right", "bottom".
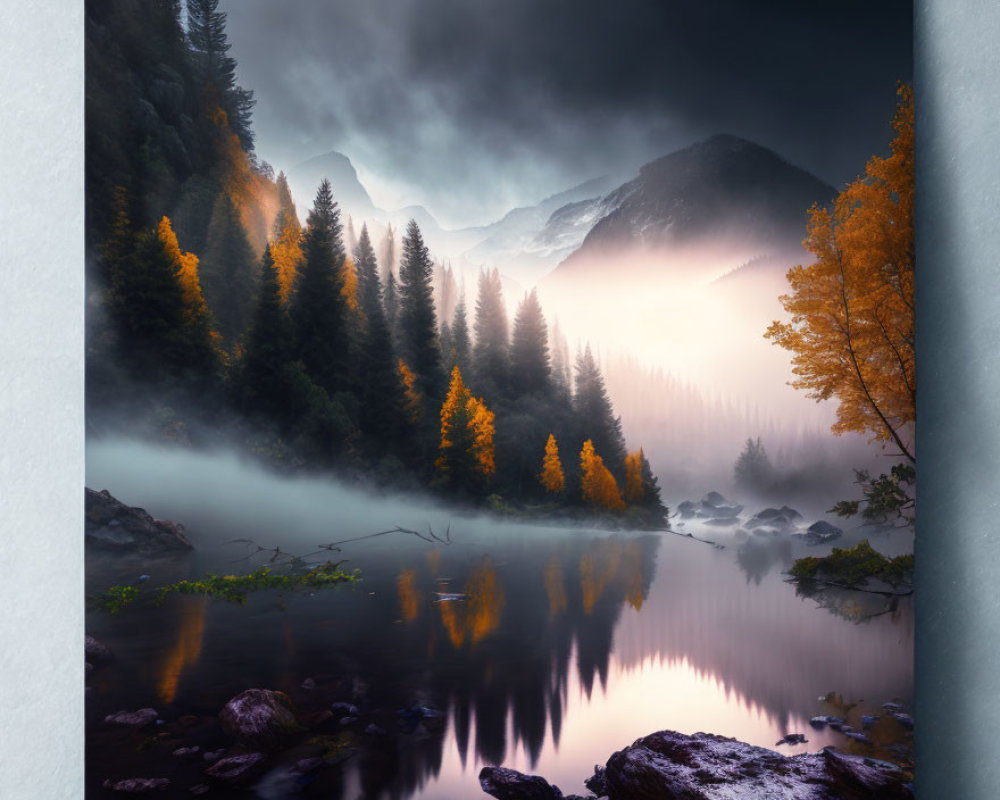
[
  {"left": 219, "top": 689, "right": 301, "bottom": 751},
  {"left": 479, "top": 729, "right": 913, "bottom": 800},
  {"left": 86, "top": 488, "right": 192, "bottom": 555},
  {"left": 101, "top": 777, "right": 170, "bottom": 793}
]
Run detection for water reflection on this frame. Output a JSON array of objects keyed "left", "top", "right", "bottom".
[
  {"left": 88, "top": 524, "right": 911, "bottom": 800},
  {"left": 155, "top": 596, "right": 206, "bottom": 704}
]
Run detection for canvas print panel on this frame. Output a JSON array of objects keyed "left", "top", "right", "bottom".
[{"left": 84, "top": 1, "right": 914, "bottom": 797}]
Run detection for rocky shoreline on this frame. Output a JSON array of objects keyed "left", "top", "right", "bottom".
[{"left": 479, "top": 728, "right": 913, "bottom": 799}]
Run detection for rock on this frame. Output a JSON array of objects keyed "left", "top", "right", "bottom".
[
  {"left": 219, "top": 689, "right": 301, "bottom": 751},
  {"left": 102, "top": 777, "right": 170, "bottom": 793},
  {"left": 677, "top": 500, "right": 697, "bottom": 518},
  {"left": 172, "top": 746, "right": 200, "bottom": 761},
  {"left": 479, "top": 766, "right": 564, "bottom": 799},
  {"left": 86, "top": 488, "right": 192, "bottom": 555},
  {"left": 774, "top": 733, "right": 807, "bottom": 746},
  {"left": 203, "top": 753, "right": 268, "bottom": 787},
  {"left": 85, "top": 635, "right": 114, "bottom": 665},
  {"left": 892, "top": 712, "right": 914, "bottom": 729},
  {"left": 596, "top": 729, "right": 912, "bottom": 799},
  {"left": 822, "top": 747, "right": 912, "bottom": 797},
  {"left": 105, "top": 708, "right": 159, "bottom": 728},
  {"left": 744, "top": 508, "right": 797, "bottom": 534},
  {"left": 800, "top": 520, "right": 843, "bottom": 545},
  {"left": 292, "top": 757, "right": 324, "bottom": 774},
  {"left": 584, "top": 766, "right": 609, "bottom": 796},
  {"left": 697, "top": 491, "right": 743, "bottom": 519},
  {"left": 330, "top": 702, "right": 359, "bottom": 717}
]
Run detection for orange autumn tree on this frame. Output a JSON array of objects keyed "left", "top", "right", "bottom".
[
  {"left": 539, "top": 433, "right": 566, "bottom": 493},
  {"left": 270, "top": 172, "right": 303, "bottom": 303},
  {"left": 157, "top": 216, "right": 218, "bottom": 354},
  {"left": 158, "top": 216, "right": 207, "bottom": 312},
  {"left": 341, "top": 256, "right": 359, "bottom": 312},
  {"left": 765, "top": 84, "right": 914, "bottom": 462},
  {"left": 436, "top": 366, "right": 496, "bottom": 489},
  {"left": 624, "top": 449, "right": 645, "bottom": 503},
  {"left": 398, "top": 359, "right": 423, "bottom": 423},
  {"left": 579, "top": 439, "right": 625, "bottom": 511}
]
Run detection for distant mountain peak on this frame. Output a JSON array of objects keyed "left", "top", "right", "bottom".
[{"left": 552, "top": 134, "right": 835, "bottom": 274}]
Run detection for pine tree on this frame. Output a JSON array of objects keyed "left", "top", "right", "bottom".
[
  {"left": 271, "top": 171, "right": 302, "bottom": 302},
  {"left": 240, "top": 244, "right": 294, "bottom": 420},
  {"left": 733, "top": 437, "right": 774, "bottom": 492},
  {"left": 200, "top": 192, "right": 257, "bottom": 346},
  {"left": 624, "top": 450, "right": 644, "bottom": 503},
  {"left": 353, "top": 225, "right": 407, "bottom": 445},
  {"left": 549, "top": 318, "right": 572, "bottom": 405},
  {"left": 398, "top": 219, "right": 444, "bottom": 398},
  {"left": 186, "top": 0, "right": 256, "bottom": 151},
  {"left": 472, "top": 267, "right": 510, "bottom": 400},
  {"left": 574, "top": 345, "right": 626, "bottom": 470},
  {"left": 539, "top": 434, "right": 566, "bottom": 494},
  {"left": 291, "top": 179, "right": 350, "bottom": 395},
  {"left": 384, "top": 268, "right": 400, "bottom": 343},
  {"left": 439, "top": 321, "right": 454, "bottom": 370},
  {"left": 510, "top": 288, "right": 550, "bottom": 396},
  {"left": 450, "top": 297, "right": 472, "bottom": 378},
  {"left": 110, "top": 228, "right": 214, "bottom": 381}
]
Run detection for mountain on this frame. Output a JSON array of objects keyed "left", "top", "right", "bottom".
[
  {"left": 286, "top": 150, "right": 379, "bottom": 222},
  {"left": 460, "top": 174, "right": 624, "bottom": 284},
  {"left": 553, "top": 135, "right": 834, "bottom": 275}
]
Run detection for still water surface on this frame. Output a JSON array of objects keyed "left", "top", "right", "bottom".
[{"left": 86, "top": 442, "right": 913, "bottom": 799}]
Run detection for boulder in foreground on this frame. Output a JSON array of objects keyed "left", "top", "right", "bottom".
[{"left": 86, "top": 488, "right": 192, "bottom": 555}]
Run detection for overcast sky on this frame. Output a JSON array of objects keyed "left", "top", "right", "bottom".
[{"left": 221, "top": 0, "right": 912, "bottom": 229}]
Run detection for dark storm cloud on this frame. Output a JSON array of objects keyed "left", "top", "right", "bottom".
[{"left": 221, "top": 0, "right": 912, "bottom": 227}]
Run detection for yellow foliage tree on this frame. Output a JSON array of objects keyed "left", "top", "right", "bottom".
[
  {"left": 765, "top": 84, "right": 914, "bottom": 462},
  {"left": 579, "top": 439, "right": 625, "bottom": 511},
  {"left": 398, "top": 359, "right": 423, "bottom": 423},
  {"left": 270, "top": 218, "right": 302, "bottom": 303},
  {"left": 624, "top": 449, "right": 644, "bottom": 503},
  {"left": 539, "top": 433, "right": 566, "bottom": 493},
  {"left": 157, "top": 216, "right": 207, "bottom": 311},
  {"left": 341, "top": 256, "right": 359, "bottom": 312},
  {"left": 436, "top": 366, "right": 496, "bottom": 480}
]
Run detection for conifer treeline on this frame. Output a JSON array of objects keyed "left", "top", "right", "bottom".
[{"left": 87, "top": 0, "right": 666, "bottom": 526}]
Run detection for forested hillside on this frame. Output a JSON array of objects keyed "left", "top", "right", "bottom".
[{"left": 84, "top": 0, "right": 665, "bottom": 527}]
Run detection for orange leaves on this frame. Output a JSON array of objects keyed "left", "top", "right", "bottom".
[
  {"left": 398, "top": 359, "right": 423, "bottom": 423},
  {"left": 466, "top": 397, "right": 496, "bottom": 477},
  {"left": 341, "top": 256, "right": 359, "bottom": 312},
  {"left": 539, "top": 433, "right": 566, "bottom": 493},
  {"left": 436, "top": 560, "right": 505, "bottom": 649},
  {"left": 765, "top": 84, "right": 914, "bottom": 461},
  {"left": 270, "top": 222, "right": 302, "bottom": 304},
  {"left": 158, "top": 216, "right": 206, "bottom": 311},
  {"left": 436, "top": 365, "right": 496, "bottom": 479},
  {"left": 579, "top": 439, "right": 624, "bottom": 511}
]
